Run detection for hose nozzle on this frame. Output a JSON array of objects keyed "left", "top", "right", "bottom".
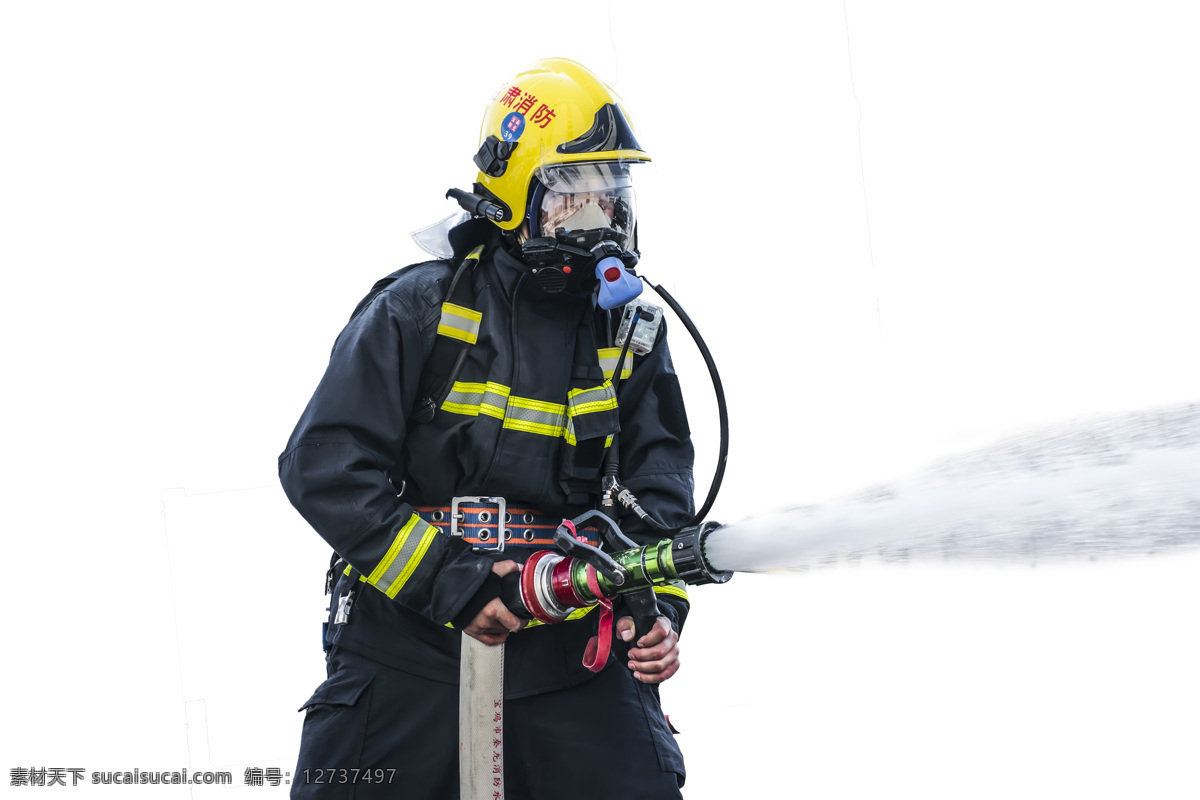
[
  {"left": 508, "top": 519, "right": 732, "bottom": 626},
  {"left": 668, "top": 521, "right": 733, "bottom": 586}
]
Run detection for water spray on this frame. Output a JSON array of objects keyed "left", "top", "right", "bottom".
[{"left": 701, "top": 402, "right": 1200, "bottom": 573}]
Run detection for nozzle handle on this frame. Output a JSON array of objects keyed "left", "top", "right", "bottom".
[
  {"left": 614, "top": 587, "right": 660, "bottom": 662},
  {"left": 554, "top": 519, "right": 627, "bottom": 587}
]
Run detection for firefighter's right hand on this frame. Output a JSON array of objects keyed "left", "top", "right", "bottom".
[{"left": 463, "top": 560, "right": 526, "bottom": 646}]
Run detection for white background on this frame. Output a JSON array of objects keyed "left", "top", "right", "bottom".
[{"left": 3, "top": 2, "right": 1199, "bottom": 798}]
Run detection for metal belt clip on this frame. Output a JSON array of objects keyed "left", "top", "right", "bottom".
[
  {"left": 334, "top": 589, "right": 356, "bottom": 625},
  {"left": 450, "top": 495, "right": 507, "bottom": 552}
]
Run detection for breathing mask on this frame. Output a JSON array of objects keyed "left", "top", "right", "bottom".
[{"left": 519, "top": 162, "right": 644, "bottom": 307}]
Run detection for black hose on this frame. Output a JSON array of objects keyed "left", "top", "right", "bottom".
[{"left": 647, "top": 280, "right": 730, "bottom": 526}]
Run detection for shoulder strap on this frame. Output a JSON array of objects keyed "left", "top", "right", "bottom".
[{"left": 409, "top": 245, "right": 486, "bottom": 424}]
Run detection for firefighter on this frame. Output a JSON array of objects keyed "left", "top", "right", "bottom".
[{"left": 280, "top": 58, "right": 693, "bottom": 799}]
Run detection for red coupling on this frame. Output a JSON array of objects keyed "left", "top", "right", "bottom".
[
  {"left": 519, "top": 550, "right": 558, "bottom": 624},
  {"left": 550, "top": 558, "right": 585, "bottom": 607}
]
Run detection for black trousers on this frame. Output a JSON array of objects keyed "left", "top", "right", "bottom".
[{"left": 292, "top": 645, "right": 685, "bottom": 799}]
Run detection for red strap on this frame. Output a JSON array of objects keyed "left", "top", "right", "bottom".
[
  {"left": 581, "top": 566, "right": 613, "bottom": 672},
  {"left": 582, "top": 599, "right": 614, "bottom": 672},
  {"left": 562, "top": 521, "right": 615, "bottom": 673}
]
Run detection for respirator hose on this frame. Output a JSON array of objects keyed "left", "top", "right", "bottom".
[{"left": 646, "top": 280, "right": 730, "bottom": 526}]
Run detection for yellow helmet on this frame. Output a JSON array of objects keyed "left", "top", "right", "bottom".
[{"left": 472, "top": 58, "right": 650, "bottom": 232}]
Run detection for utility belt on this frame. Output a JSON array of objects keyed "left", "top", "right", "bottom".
[
  {"left": 325, "top": 495, "right": 600, "bottom": 635},
  {"left": 412, "top": 496, "right": 601, "bottom": 551}
]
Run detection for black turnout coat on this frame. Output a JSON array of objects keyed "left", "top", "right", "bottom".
[{"left": 279, "top": 224, "right": 695, "bottom": 697}]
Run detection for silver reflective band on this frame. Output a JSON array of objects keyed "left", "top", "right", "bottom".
[
  {"left": 437, "top": 303, "right": 482, "bottom": 344},
  {"left": 597, "top": 348, "right": 633, "bottom": 380}
]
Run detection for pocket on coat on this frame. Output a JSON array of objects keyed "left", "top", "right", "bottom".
[
  {"left": 293, "top": 668, "right": 376, "bottom": 798},
  {"left": 634, "top": 679, "right": 686, "bottom": 787}
]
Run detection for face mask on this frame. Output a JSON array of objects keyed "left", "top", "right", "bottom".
[{"left": 519, "top": 163, "right": 643, "bottom": 308}]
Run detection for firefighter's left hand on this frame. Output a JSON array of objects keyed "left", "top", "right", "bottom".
[{"left": 617, "top": 615, "right": 679, "bottom": 684}]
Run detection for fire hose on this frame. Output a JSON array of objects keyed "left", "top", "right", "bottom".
[{"left": 460, "top": 511, "right": 731, "bottom": 799}]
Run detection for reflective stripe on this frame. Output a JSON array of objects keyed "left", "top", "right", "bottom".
[
  {"left": 597, "top": 347, "right": 633, "bottom": 380},
  {"left": 441, "top": 382, "right": 484, "bottom": 416},
  {"left": 506, "top": 395, "right": 568, "bottom": 437},
  {"left": 441, "top": 379, "right": 617, "bottom": 446},
  {"left": 654, "top": 583, "right": 690, "bottom": 602},
  {"left": 437, "top": 302, "right": 482, "bottom": 344},
  {"left": 480, "top": 384, "right": 510, "bottom": 419},
  {"left": 443, "top": 382, "right": 510, "bottom": 418},
  {"left": 365, "top": 515, "right": 439, "bottom": 599},
  {"left": 567, "top": 382, "right": 617, "bottom": 417},
  {"left": 523, "top": 604, "right": 598, "bottom": 628}
]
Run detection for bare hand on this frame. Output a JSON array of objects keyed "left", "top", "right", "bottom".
[
  {"left": 463, "top": 560, "right": 525, "bottom": 646},
  {"left": 616, "top": 615, "right": 680, "bottom": 684}
]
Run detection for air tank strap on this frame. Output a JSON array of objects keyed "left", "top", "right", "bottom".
[{"left": 410, "top": 245, "right": 485, "bottom": 423}]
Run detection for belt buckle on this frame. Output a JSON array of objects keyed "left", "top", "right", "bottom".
[{"left": 450, "top": 495, "right": 507, "bottom": 552}]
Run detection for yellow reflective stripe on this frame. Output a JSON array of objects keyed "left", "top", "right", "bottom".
[
  {"left": 480, "top": 382, "right": 510, "bottom": 420},
  {"left": 443, "top": 382, "right": 485, "bottom": 416},
  {"left": 443, "top": 382, "right": 508, "bottom": 418},
  {"left": 508, "top": 395, "right": 566, "bottom": 415},
  {"left": 654, "top": 584, "right": 690, "bottom": 602},
  {"left": 450, "top": 381, "right": 488, "bottom": 394},
  {"left": 365, "top": 515, "right": 437, "bottom": 598},
  {"left": 597, "top": 347, "right": 633, "bottom": 380},
  {"left": 435, "top": 244, "right": 482, "bottom": 344},
  {"left": 505, "top": 395, "right": 569, "bottom": 436},
  {"left": 522, "top": 604, "right": 598, "bottom": 628},
  {"left": 440, "top": 380, "right": 621, "bottom": 446},
  {"left": 570, "top": 399, "right": 616, "bottom": 415},
  {"left": 437, "top": 302, "right": 482, "bottom": 344},
  {"left": 505, "top": 417, "right": 566, "bottom": 437},
  {"left": 442, "top": 400, "right": 482, "bottom": 416},
  {"left": 386, "top": 523, "right": 438, "bottom": 599},
  {"left": 365, "top": 516, "right": 420, "bottom": 585},
  {"left": 567, "top": 382, "right": 617, "bottom": 416}
]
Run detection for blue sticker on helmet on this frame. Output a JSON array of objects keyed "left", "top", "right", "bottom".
[{"left": 501, "top": 112, "right": 526, "bottom": 142}]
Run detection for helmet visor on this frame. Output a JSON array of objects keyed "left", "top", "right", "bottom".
[{"left": 533, "top": 163, "right": 637, "bottom": 249}]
